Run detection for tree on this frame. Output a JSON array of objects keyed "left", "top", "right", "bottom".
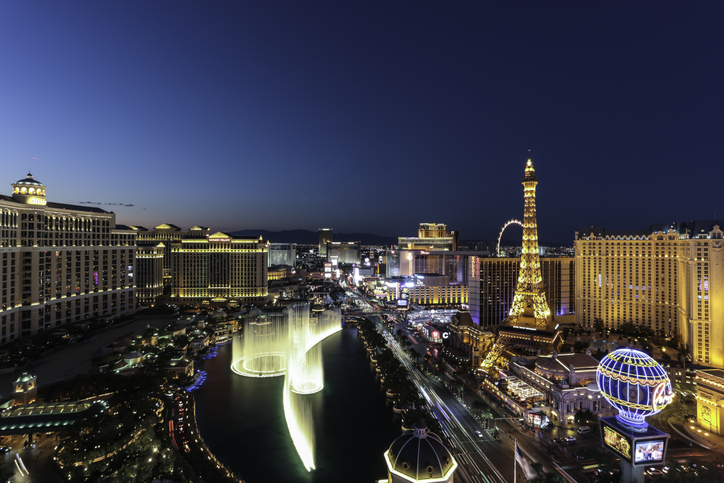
[
  {"left": 594, "top": 318, "right": 604, "bottom": 335},
  {"left": 574, "top": 408, "right": 596, "bottom": 424}
]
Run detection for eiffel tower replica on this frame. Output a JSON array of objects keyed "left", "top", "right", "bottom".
[{"left": 480, "top": 158, "right": 561, "bottom": 372}]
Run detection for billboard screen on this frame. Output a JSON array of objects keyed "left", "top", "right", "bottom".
[
  {"left": 634, "top": 440, "right": 665, "bottom": 464},
  {"left": 602, "top": 422, "right": 633, "bottom": 462},
  {"left": 396, "top": 299, "right": 408, "bottom": 308}
]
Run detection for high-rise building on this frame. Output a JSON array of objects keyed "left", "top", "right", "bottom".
[
  {"left": 398, "top": 223, "right": 458, "bottom": 251},
  {"left": 398, "top": 250, "right": 485, "bottom": 285},
  {"left": 326, "top": 241, "right": 361, "bottom": 264},
  {"left": 318, "top": 228, "right": 333, "bottom": 258},
  {"left": 575, "top": 221, "right": 724, "bottom": 367},
  {"left": 269, "top": 242, "right": 296, "bottom": 267},
  {"left": 135, "top": 240, "right": 164, "bottom": 306},
  {"left": 0, "top": 173, "right": 136, "bottom": 344},
  {"left": 469, "top": 256, "right": 574, "bottom": 329},
  {"left": 133, "top": 223, "right": 204, "bottom": 285},
  {"left": 170, "top": 230, "right": 269, "bottom": 306}
]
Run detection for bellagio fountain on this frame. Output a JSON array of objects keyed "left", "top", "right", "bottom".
[{"left": 231, "top": 303, "right": 342, "bottom": 471}]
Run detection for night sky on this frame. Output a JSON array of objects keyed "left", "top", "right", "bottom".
[{"left": 1, "top": 2, "right": 722, "bottom": 244}]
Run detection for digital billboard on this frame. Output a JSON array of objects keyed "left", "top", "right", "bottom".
[
  {"left": 601, "top": 422, "right": 633, "bottom": 462},
  {"left": 634, "top": 440, "right": 665, "bottom": 464}
]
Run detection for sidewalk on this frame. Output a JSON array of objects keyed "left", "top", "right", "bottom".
[{"left": 669, "top": 413, "right": 722, "bottom": 450}]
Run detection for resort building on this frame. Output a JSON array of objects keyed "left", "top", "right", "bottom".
[
  {"left": 398, "top": 223, "right": 459, "bottom": 252},
  {"left": 469, "top": 256, "right": 575, "bottom": 329},
  {"left": 575, "top": 221, "right": 724, "bottom": 367},
  {"left": 318, "top": 228, "right": 333, "bottom": 258},
  {"left": 0, "top": 173, "right": 136, "bottom": 344},
  {"left": 170, "top": 230, "right": 268, "bottom": 306}
]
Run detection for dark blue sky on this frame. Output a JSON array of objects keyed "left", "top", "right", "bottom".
[{"left": 1, "top": 2, "right": 721, "bottom": 243}]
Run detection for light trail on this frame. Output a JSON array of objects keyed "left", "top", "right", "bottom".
[{"left": 379, "top": 318, "right": 509, "bottom": 483}]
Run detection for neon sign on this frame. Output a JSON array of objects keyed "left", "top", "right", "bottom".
[{"left": 27, "top": 197, "right": 46, "bottom": 205}]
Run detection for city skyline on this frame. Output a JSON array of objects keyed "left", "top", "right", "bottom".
[{"left": 1, "top": 2, "right": 721, "bottom": 243}]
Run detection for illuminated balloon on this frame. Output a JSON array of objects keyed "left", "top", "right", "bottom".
[{"left": 596, "top": 348, "right": 673, "bottom": 429}]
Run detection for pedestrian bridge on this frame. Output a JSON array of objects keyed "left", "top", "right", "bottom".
[{"left": 0, "top": 400, "right": 108, "bottom": 435}]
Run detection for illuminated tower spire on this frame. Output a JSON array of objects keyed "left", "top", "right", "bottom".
[{"left": 507, "top": 158, "right": 552, "bottom": 329}]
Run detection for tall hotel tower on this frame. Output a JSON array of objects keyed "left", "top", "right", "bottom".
[
  {"left": 0, "top": 174, "right": 136, "bottom": 344},
  {"left": 576, "top": 222, "right": 724, "bottom": 367}
]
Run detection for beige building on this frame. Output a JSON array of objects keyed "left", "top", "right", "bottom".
[
  {"left": 170, "top": 230, "right": 268, "bottom": 306},
  {"left": 695, "top": 369, "right": 724, "bottom": 435},
  {"left": 575, "top": 222, "right": 724, "bottom": 367},
  {"left": 0, "top": 173, "right": 136, "bottom": 344},
  {"left": 398, "top": 223, "right": 459, "bottom": 251},
  {"left": 133, "top": 223, "right": 204, "bottom": 285}
]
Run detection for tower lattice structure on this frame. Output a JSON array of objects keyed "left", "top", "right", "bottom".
[
  {"left": 480, "top": 158, "right": 557, "bottom": 373},
  {"left": 506, "top": 158, "right": 552, "bottom": 329}
]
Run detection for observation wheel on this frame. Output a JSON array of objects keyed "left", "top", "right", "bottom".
[{"left": 497, "top": 219, "right": 523, "bottom": 256}]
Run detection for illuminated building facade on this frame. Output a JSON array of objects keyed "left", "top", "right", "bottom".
[
  {"left": 450, "top": 311, "right": 495, "bottom": 367},
  {"left": 170, "top": 231, "right": 268, "bottom": 306},
  {"left": 326, "top": 241, "right": 360, "bottom": 264},
  {"left": 398, "top": 223, "right": 458, "bottom": 251},
  {"left": 318, "top": 228, "right": 333, "bottom": 258},
  {"left": 469, "top": 256, "right": 574, "bottom": 329},
  {"left": 512, "top": 351, "right": 613, "bottom": 423},
  {"left": 269, "top": 242, "right": 296, "bottom": 267},
  {"left": 382, "top": 422, "right": 457, "bottom": 483},
  {"left": 480, "top": 159, "right": 560, "bottom": 372},
  {"left": 133, "top": 223, "right": 203, "bottom": 285},
  {"left": 135, "top": 241, "right": 164, "bottom": 305},
  {"left": 398, "top": 250, "right": 486, "bottom": 285},
  {"left": 694, "top": 369, "right": 724, "bottom": 435},
  {"left": 575, "top": 221, "right": 724, "bottom": 367},
  {"left": 0, "top": 173, "right": 136, "bottom": 344}
]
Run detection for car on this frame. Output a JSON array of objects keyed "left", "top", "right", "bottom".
[
  {"left": 474, "top": 430, "right": 483, "bottom": 438},
  {"left": 553, "top": 438, "right": 565, "bottom": 444},
  {"left": 684, "top": 413, "right": 696, "bottom": 421},
  {"left": 565, "top": 436, "right": 576, "bottom": 443},
  {"left": 0, "top": 447, "right": 9, "bottom": 453},
  {"left": 577, "top": 426, "right": 591, "bottom": 435}
]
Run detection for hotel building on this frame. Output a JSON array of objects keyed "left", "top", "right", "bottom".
[
  {"left": 575, "top": 222, "right": 724, "bottom": 367},
  {"left": 0, "top": 174, "right": 136, "bottom": 343},
  {"left": 133, "top": 223, "right": 203, "bottom": 285},
  {"left": 170, "top": 230, "right": 269, "bottom": 306},
  {"left": 318, "top": 228, "right": 333, "bottom": 258},
  {"left": 134, "top": 240, "right": 164, "bottom": 305},
  {"left": 326, "top": 241, "right": 361, "bottom": 264},
  {"left": 269, "top": 242, "right": 296, "bottom": 267},
  {"left": 469, "top": 256, "right": 575, "bottom": 329},
  {"left": 398, "top": 223, "right": 458, "bottom": 251}
]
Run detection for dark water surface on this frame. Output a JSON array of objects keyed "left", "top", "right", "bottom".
[{"left": 194, "top": 327, "right": 402, "bottom": 483}]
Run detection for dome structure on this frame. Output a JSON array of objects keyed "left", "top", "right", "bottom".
[
  {"left": 385, "top": 422, "right": 457, "bottom": 482},
  {"left": 596, "top": 348, "right": 673, "bottom": 430},
  {"left": 11, "top": 172, "right": 47, "bottom": 205},
  {"left": 15, "top": 173, "right": 43, "bottom": 186},
  {"left": 535, "top": 352, "right": 567, "bottom": 380}
]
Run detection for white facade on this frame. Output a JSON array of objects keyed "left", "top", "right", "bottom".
[{"left": 0, "top": 174, "right": 136, "bottom": 344}]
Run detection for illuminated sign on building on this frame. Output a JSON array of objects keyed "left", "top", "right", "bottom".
[
  {"left": 602, "top": 423, "right": 632, "bottom": 462},
  {"left": 27, "top": 197, "right": 47, "bottom": 205},
  {"left": 209, "top": 238, "right": 231, "bottom": 242},
  {"left": 634, "top": 440, "right": 665, "bottom": 464}
]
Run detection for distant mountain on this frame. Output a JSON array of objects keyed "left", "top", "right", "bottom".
[{"left": 228, "top": 229, "right": 397, "bottom": 246}]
